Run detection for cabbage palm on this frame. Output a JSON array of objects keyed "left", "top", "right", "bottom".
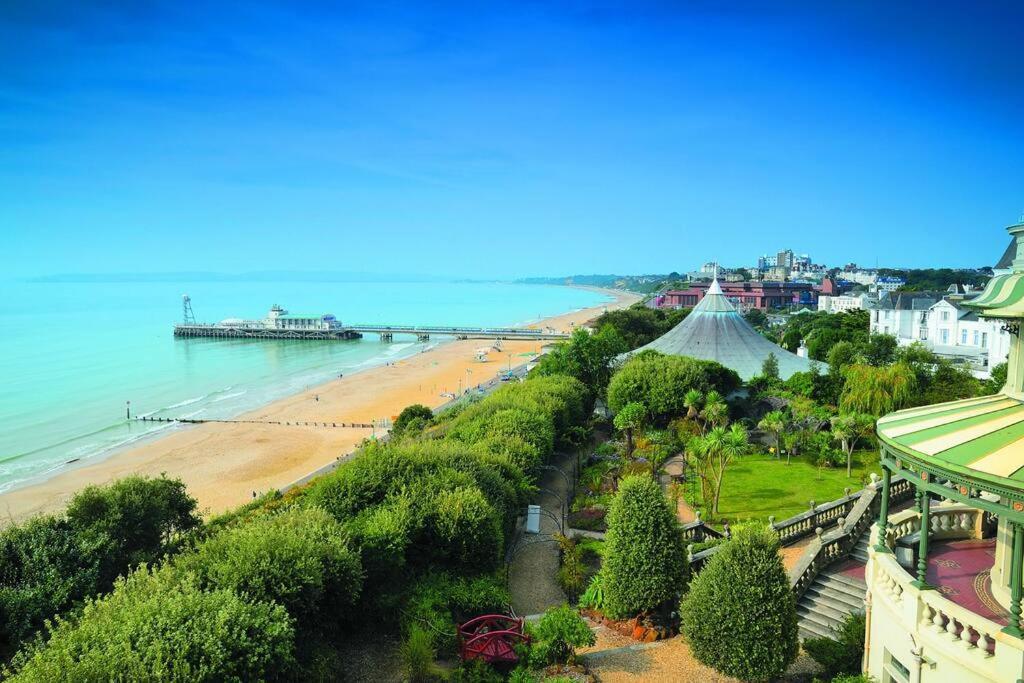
[
  {"left": 831, "top": 412, "right": 876, "bottom": 478},
  {"left": 757, "top": 411, "right": 787, "bottom": 460},
  {"left": 684, "top": 389, "right": 703, "bottom": 419},
  {"left": 693, "top": 423, "right": 748, "bottom": 516},
  {"left": 700, "top": 390, "right": 728, "bottom": 431}
]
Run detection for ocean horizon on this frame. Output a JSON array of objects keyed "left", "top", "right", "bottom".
[{"left": 0, "top": 279, "right": 611, "bottom": 494}]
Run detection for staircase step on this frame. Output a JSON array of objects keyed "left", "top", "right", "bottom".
[
  {"left": 797, "top": 606, "right": 844, "bottom": 635},
  {"left": 799, "top": 620, "right": 835, "bottom": 641},
  {"left": 817, "top": 572, "right": 867, "bottom": 594},
  {"left": 797, "top": 599, "right": 854, "bottom": 626},
  {"left": 802, "top": 585, "right": 864, "bottom": 613},
  {"left": 851, "top": 550, "right": 869, "bottom": 564}
]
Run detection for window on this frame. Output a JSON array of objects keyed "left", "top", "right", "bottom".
[
  {"left": 941, "top": 329, "right": 949, "bottom": 344},
  {"left": 919, "top": 329, "right": 927, "bottom": 340},
  {"left": 941, "top": 310, "right": 950, "bottom": 321},
  {"left": 983, "top": 332, "right": 988, "bottom": 348},
  {"left": 961, "top": 330, "right": 968, "bottom": 345},
  {"left": 973, "top": 330, "right": 980, "bottom": 346},
  {"left": 884, "top": 326, "right": 890, "bottom": 334}
]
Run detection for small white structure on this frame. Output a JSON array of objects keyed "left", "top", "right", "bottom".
[{"left": 818, "top": 293, "right": 870, "bottom": 313}]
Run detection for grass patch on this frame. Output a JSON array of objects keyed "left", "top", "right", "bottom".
[{"left": 690, "top": 449, "right": 879, "bottom": 523}]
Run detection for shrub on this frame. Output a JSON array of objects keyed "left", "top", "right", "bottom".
[
  {"left": 401, "top": 572, "right": 510, "bottom": 656},
  {"left": 5, "top": 566, "right": 294, "bottom": 682},
  {"left": 421, "top": 486, "right": 503, "bottom": 571},
  {"left": 344, "top": 494, "right": 414, "bottom": 598},
  {"left": 0, "top": 516, "right": 102, "bottom": 658},
  {"left": 400, "top": 626, "right": 440, "bottom": 683},
  {"left": 394, "top": 404, "right": 434, "bottom": 438},
  {"left": 608, "top": 353, "right": 740, "bottom": 422},
  {"left": 578, "top": 573, "right": 605, "bottom": 611},
  {"left": 602, "top": 476, "right": 687, "bottom": 619},
  {"left": 64, "top": 475, "right": 201, "bottom": 584},
  {"left": 527, "top": 605, "right": 595, "bottom": 667},
  {"left": 803, "top": 612, "right": 866, "bottom": 680},
  {"left": 179, "top": 507, "right": 362, "bottom": 628},
  {"left": 681, "top": 525, "right": 798, "bottom": 681}
]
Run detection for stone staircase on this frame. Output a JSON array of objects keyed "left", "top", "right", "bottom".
[{"left": 796, "top": 532, "right": 869, "bottom": 641}]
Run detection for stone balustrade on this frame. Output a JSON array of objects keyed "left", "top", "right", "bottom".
[{"left": 867, "top": 503, "right": 1024, "bottom": 681}]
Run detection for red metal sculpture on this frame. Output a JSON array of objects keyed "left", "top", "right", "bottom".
[{"left": 457, "top": 614, "right": 528, "bottom": 664}]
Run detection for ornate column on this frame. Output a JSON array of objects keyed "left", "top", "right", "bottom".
[
  {"left": 874, "top": 463, "right": 891, "bottom": 552},
  {"left": 913, "top": 486, "right": 932, "bottom": 589},
  {"left": 1004, "top": 521, "right": 1024, "bottom": 637}
]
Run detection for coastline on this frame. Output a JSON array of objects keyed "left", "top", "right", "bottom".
[{"left": 0, "top": 288, "right": 640, "bottom": 523}]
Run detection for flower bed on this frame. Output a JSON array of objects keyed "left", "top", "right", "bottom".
[{"left": 579, "top": 609, "right": 677, "bottom": 643}]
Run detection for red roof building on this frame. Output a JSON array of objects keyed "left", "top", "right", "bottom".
[{"left": 653, "top": 281, "right": 817, "bottom": 311}]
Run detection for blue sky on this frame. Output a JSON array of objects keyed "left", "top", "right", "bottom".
[{"left": 2, "top": 1, "right": 1022, "bottom": 279}]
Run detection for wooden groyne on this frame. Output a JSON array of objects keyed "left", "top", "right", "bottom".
[{"left": 135, "top": 416, "right": 376, "bottom": 429}]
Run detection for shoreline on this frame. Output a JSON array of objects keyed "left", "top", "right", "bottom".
[{"left": 0, "top": 288, "right": 640, "bottom": 523}]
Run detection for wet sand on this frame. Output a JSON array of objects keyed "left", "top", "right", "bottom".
[{"left": 0, "top": 288, "right": 640, "bottom": 522}]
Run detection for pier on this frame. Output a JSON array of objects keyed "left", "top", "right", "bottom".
[
  {"left": 172, "top": 299, "right": 572, "bottom": 342},
  {"left": 345, "top": 324, "right": 570, "bottom": 341}
]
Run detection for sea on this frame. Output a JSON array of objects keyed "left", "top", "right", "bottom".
[{"left": 0, "top": 279, "right": 611, "bottom": 493}]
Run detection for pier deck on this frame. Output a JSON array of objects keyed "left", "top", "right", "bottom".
[{"left": 174, "top": 323, "right": 570, "bottom": 341}]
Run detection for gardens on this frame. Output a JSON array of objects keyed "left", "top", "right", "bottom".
[{"left": 0, "top": 302, "right": 1002, "bottom": 682}]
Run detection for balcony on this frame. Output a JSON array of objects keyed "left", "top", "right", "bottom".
[{"left": 866, "top": 504, "right": 1024, "bottom": 683}]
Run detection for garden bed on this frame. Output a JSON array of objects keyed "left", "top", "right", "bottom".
[{"left": 579, "top": 609, "right": 677, "bottom": 643}]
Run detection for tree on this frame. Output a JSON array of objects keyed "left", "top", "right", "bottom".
[
  {"left": 761, "top": 353, "right": 780, "bottom": 381},
  {"left": 64, "top": 475, "right": 201, "bottom": 584},
  {"left": 602, "top": 476, "right": 687, "bottom": 619},
  {"left": 534, "top": 325, "right": 627, "bottom": 393},
  {"left": 840, "top": 363, "right": 916, "bottom": 416},
  {"left": 691, "top": 424, "right": 748, "bottom": 516},
  {"left": 826, "top": 341, "right": 860, "bottom": 377},
  {"left": 607, "top": 352, "right": 739, "bottom": 423},
  {"left": 830, "top": 413, "right": 876, "bottom": 478},
  {"left": 613, "top": 402, "right": 647, "bottom": 457},
  {"left": 590, "top": 304, "right": 689, "bottom": 350},
  {"left": 0, "top": 516, "right": 102, "bottom": 659},
  {"left": 803, "top": 612, "right": 866, "bottom": 680},
  {"left": 6, "top": 566, "right": 295, "bottom": 682},
  {"left": 698, "top": 390, "right": 728, "bottom": 432},
  {"left": 683, "top": 389, "right": 703, "bottom": 419},
  {"left": 983, "top": 362, "right": 1008, "bottom": 395},
  {"left": 757, "top": 411, "right": 787, "bottom": 460},
  {"left": 393, "top": 404, "right": 433, "bottom": 438},
  {"left": 862, "top": 334, "right": 897, "bottom": 366},
  {"left": 681, "top": 525, "right": 798, "bottom": 681}
]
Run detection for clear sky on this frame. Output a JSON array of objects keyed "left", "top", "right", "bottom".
[{"left": 2, "top": 1, "right": 1022, "bottom": 279}]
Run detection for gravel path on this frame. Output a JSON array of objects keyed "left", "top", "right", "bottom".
[
  {"left": 581, "top": 635, "right": 738, "bottom": 683},
  {"left": 508, "top": 451, "right": 577, "bottom": 615}
]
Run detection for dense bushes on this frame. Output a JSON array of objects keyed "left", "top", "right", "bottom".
[
  {"left": 3, "top": 361, "right": 594, "bottom": 678},
  {"left": 601, "top": 475, "right": 687, "bottom": 619},
  {"left": 803, "top": 612, "right": 866, "bottom": 680},
  {"left": 681, "top": 525, "right": 798, "bottom": 682},
  {"left": 0, "top": 476, "right": 201, "bottom": 659},
  {"left": 6, "top": 566, "right": 295, "bottom": 682},
  {"left": 178, "top": 507, "right": 362, "bottom": 628},
  {"left": 527, "top": 604, "right": 595, "bottom": 668},
  {"left": 608, "top": 352, "right": 740, "bottom": 422}
]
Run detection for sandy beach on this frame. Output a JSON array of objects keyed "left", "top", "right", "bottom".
[{"left": 0, "top": 288, "right": 639, "bottom": 522}]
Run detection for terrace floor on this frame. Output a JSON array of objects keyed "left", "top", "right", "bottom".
[{"left": 925, "top": 538, "right": 1007, "bottom": 626}]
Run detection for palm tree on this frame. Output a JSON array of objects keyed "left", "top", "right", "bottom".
[
  {"left": 700, "top": 390, "right": 728, "bottom": 431},
  {"left": 683, "top": 389, "right": 703, "bottom": 419},
  {"left": 693, "top": 423, "right": 749, "bottom": 516},
  {"left": 831, "top": 412, "right": 877, "bottom": 478},
  {"left": 757, "top": 410, "right": 787, "bottom": 460}
]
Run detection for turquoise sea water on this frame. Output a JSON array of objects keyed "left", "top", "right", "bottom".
[{"left": 0, "top": 280, "right": 610, "bottom": 493}]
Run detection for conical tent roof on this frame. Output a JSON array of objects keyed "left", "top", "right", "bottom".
[{"left": 626, "top": 278, "right": 818, "bottom": 380}]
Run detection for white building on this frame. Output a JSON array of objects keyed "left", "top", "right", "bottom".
[
  {"left": 874, "top": 276, "right": 906, "bottom": 293},
  {"left": 818, "top": 292, "right": 870, "bottom": 313},
  {"left": 839, "top": 269, "right": 878, "bottom": 286},
  {"left": 869, "top": 289, "right": 1010, "bottom": 373}
]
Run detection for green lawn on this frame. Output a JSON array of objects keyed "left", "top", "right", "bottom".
[{"left": 688, "top": 449, "right": 880, "bottom": 523}]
